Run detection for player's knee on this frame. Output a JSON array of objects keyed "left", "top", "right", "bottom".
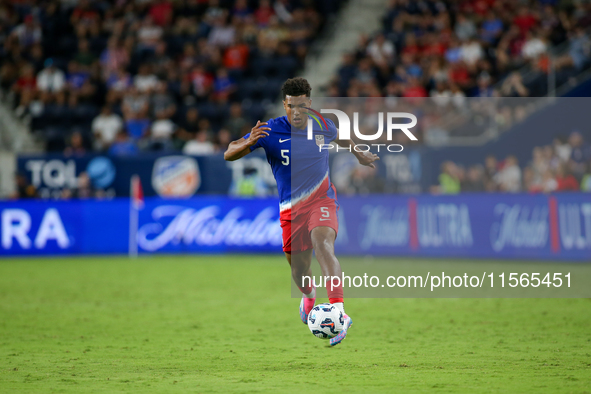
[
  {"left": 312, "top": 237, "right": 334, "bottom": 257},
  {"left": 291, "top": 264, "right": 308, "bottom": 279}
]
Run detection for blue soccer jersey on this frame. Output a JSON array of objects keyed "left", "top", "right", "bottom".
[{"left": 243, "top": 115, "right": 338, "bottom": 212}]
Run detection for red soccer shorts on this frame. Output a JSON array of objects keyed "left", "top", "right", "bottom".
[{"left": 280, "top": 186, "right": 339, "bottom": 254}]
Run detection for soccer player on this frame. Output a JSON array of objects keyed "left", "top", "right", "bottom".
[{"left": 224, "top": 77, "right": 378, "bottom": 345}]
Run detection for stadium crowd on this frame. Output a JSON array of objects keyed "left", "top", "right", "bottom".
[
  {"left": 1, "top": 0, "right": 344, "bottom": 153},
  {"left": 435, "top": 130, "right": 591, "bottom": 193},
  {"left": 328, "top": 0, "right": 591, "bottom": 100}
]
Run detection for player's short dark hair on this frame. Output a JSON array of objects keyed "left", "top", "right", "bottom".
[{"left": 282, "top": 77, "right": 311, "bottom": 99}]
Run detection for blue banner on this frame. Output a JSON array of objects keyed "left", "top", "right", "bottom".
[
  {"left": 335, "top": 193, "right": 591, "bottom": 261},
  {"left": 16, "top": 153, "right": 236, "bottom": 198},
  {"left": 17, "top": 150, "right": 424, "bottom": 198},
  {"left": 1, "top": 194, "right": 589, "bottom": 260}
]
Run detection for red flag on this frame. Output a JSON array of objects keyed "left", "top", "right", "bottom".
[{"left": 131, "top": 175, "right": 144, "bottom": 210}]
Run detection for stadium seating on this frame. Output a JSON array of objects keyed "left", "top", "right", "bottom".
[
  {"left": 1, "top": 0, "right": 346, "bottom": 152},
  {"left": 329, "top": 0, "right": 591, "bottom": 100}
]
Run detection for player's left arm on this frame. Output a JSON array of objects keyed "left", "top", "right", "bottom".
[{"left": 334, "top": 137, "right": 380, "bottom": 169}]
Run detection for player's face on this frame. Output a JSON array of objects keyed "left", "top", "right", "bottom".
[{"left": 283, "top": 95, "right": 311, "bottom": 130}]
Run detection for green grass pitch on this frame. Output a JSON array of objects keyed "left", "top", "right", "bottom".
[{"left": 0, "top": 255, "right": 590, "bottom": 393}]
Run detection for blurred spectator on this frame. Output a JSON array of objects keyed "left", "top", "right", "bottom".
[
  {"left": 455, "top": 13, "right": 477, "bottom": 41},
  {"left": 216, "top": 128, "right": 232, "bottom": 152},
  {"left": 230, "top": 165, "right": 267, "bottom": 197},
  {"left": 581, "top": 163, "right": 591, "bottom": 191},
  {"left": 438, "top": 161, "right": 461, "bottom": 194},
  {"left": 462, "top": 165, "right": 485, "bottom": 192},
  {"left": 255, "top": 0, "right": 275, "bottom": 27},
  {"left": 10, "top": 173, "right": 38, "bottom": 199},
  {"left": 568, "top": 131, "right": 591, "bottom": 179},
  {"left": 11, "top": 15, "right": 42, "bottom": 48},
  {"left": 522, "top": 31, "right": 547, "bottom": 60},
  {"left": 461, "top": 37, "right": 483, "bottom": 66},
  {"left": 106, "top": 66, "right": 132, "bottom": 98},
  {"left": 149, "top": 42, "right": 172, "bottom": 78},
  {"left": 75, "top": 39, "right": 97, "bottom": 69},
  {"left": 513, "top": 6, "right": 538, "bottom": 35},
  {"left": 134, "top": 64, "right": 158, "bottom": 93},
  {"left": 499, "top": 72, "right": 529, "bottom": 97},
  {"left": 553, "top": 136, "right": 571, "bottom": 163},
  {"left": 150, "top": 81, "right": 176, "bottom": 118},
  {"left": 62, "top": 172, "right": 95, "bottom": 200},
  {"left": 179, "top": 107, "right": 201, "bottom": 139},
  {"left": 224, "top": 103, "right": 249, "bottom": 138},
  {"left": 100, "top": 39, "right": 129, "bottom": 79},
  {"left": 367, "top": 33, "right": 395, "bottom": 70},
  {"left": 531, "top": 146, "right": 548, "bottom": 183},
  {"left": 137, "top": 16, "right": 163, "bottom": 51},
  {"left": 122, "top": 86, "right": 149, "bottom": 120},
  {"left": 126, "top": 118, "right": 151, "bottom": 140},
  {"left": 523, "top": 166, "right": 542, "bottom": 193},
  {"left": 65, "top": 61, "right": 94, "bottom": 100},
  {"left": 64, "top": 131, "right": 87, "bottom": 156},
  {"left": 109, "top": 131, "right": 139, "bottom": 156},
  {"left": 150, "top": 110, "right": 176, "bottom": 150},
  {"left": 568, "top": 27, "right": 591, "bottom": 71},
  {"left": 472, "top": 73, "right": 494, "bottom": 97},
  {"left": 92, "top": 106, "right": 123, "bottom": 151},
  {"left": 183, "top": 130, "right": 215, "bottom": 155},
  {"left": 347, "top": 166, "right": 385, "bottom": 195},
  {"left": 213, "top": 68, "right": 236, "bottom": 100},
  {"left": 541, "top": 168, "right": 558, "bottom": 193},
  {"left": 208, "top": 15, "right": 236, "bottom": 47},
  {"left": 190, "top": 64, "right": 214, "bottom": 100},
  {"left": 37, "top": 59, "right": 65, "bottom": 98},
  {"left": 555, "top": 164, "right": 579, "bottom": 191},
  {"left": 13, "top": 63, "right": 37, "bottom": 94},
  {"left": 224, "top": 38, "right": 249, "bottom": 71},
  {"left": 481, "top": 11, "right": 504, "bottom": 44},
  {"left": 484, "top": 155, "right": 498, "bottom": 191},
  {"left": 495, "top": 156, "right": 522, "bottom": 192}
]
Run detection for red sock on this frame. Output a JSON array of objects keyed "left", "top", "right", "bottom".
[
  {"left": 327, "top": 277, "right": 343, "bottom": 304},
  {"left": 299, "top": 284, "right": 313, "bottom": 295}
]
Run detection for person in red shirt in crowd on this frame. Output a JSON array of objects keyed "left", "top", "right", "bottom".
[
  {"left": 70, "top": 0, "right": 99, "bottom": 26},
  {"left": 13, "top": 64, "right": 37, "bottom": 94},
  {"left": 401, "top": 34, "right": 420, "bottom": 59},
  {"left": 448, "top": 62, "right": 471, "bottom": 88},
  {"left": 471, "top": 0, "right": 497, "bottom": 17},
  {"left": 422, "top": 33, "right": 446, "bottom": 58},
  {"left": 555, "top": 165, "right": 580, "bottom": 191},
  {"left": 403, "top": 76, "right": 428, "bottom": 98},
  {"left": 224, "top": 39, "right": 249, "bottom": 71},
  {"left": 513, "top": 5, "right": 538, "bottom": 35},
  {"left": 255, "top": 0, "right": 274, "bottom": 27},
  {"left": 149, "top": 1, "right": 173, "bottom": 27},
  {"left": 189, "top": 64, "right": 214, "bottom": 99}
]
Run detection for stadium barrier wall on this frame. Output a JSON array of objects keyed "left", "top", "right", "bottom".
[
  {"left": 16, "top": 150, "right": 423, "bottom": 198},
  {"left": 1, "top": 194, "right": 589, "bottom": 260}
]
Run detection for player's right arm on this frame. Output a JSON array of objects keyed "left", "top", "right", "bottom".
[{"left": 223, "top": 120, "right": 270, "bottom": 161}]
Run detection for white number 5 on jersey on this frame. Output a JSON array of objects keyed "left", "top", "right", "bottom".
[{"left": 281, "top": 149, "right": 289, "bottom": 166}]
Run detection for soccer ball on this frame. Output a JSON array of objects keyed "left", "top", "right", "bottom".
[{"left": 307, "top": 303, "right": 344, "bottom": 339}]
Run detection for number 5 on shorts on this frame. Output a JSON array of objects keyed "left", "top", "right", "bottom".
[{"left": 320, "top": 207, "right": 330, "bottom": 220}]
